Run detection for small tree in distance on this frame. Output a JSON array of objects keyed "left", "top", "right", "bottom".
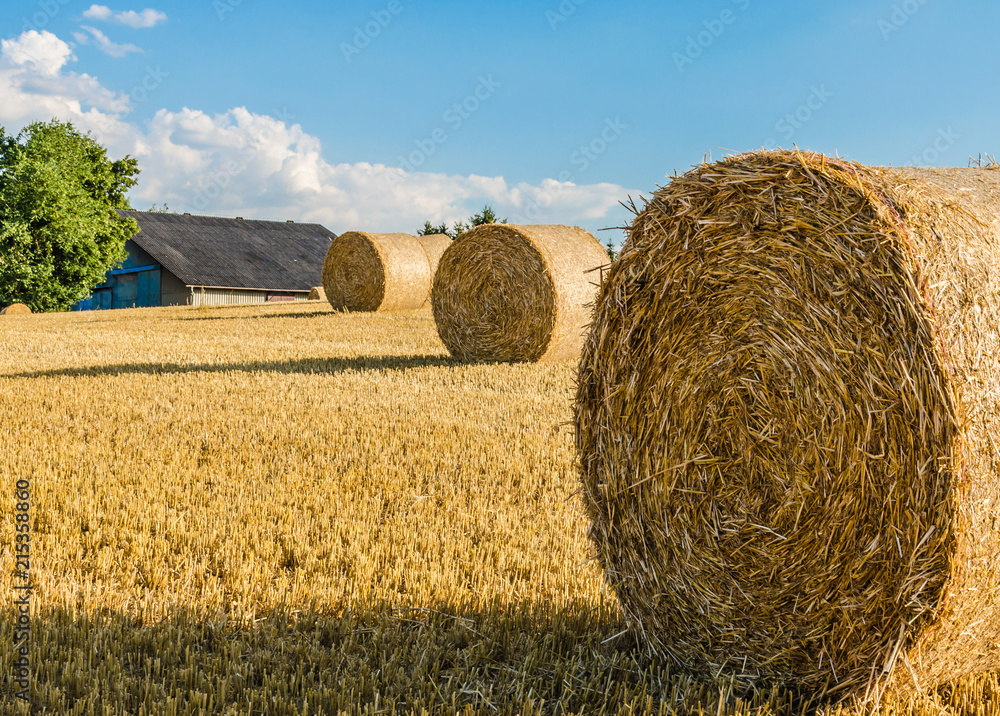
[{"left": 418, "top": 204, "right": 507, "bottom": 240}]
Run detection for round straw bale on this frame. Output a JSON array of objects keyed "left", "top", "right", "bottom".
[
  {"left": 432, "top": 224, "right": 609, "bottom": 362},
  {"left": 575, "top": 150, "right": 1000, "bottom": 703},
  {"left": 415, "top": 233, "right": 452, "bottom": 279},
  {"left": 307, "top": 286, "right": 326, "bottom": 301},
  {"left": 321, "top": 232, "right": 435, "bottom": 312},
  {"left": 1, "top": 303, "right": 31, "bottom": 315}
]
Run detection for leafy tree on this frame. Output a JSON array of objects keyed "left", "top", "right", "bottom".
[
  {"left": 0, "top": 120, "right": 139, "bottom": 312},
  {"left": 418, "top": 204, "right": 507, "bottom": 240},
  {"left": 605, "top": 239, "right": 618, "bottom": 262}
]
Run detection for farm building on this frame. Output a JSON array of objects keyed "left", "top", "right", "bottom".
[{"left": 74, "top": 211, "right": 336, "bottom": 310}]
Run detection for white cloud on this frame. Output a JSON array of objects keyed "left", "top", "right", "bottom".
[
  {"left": 82, "top": 5, "right": 168, "bottom": 29},
  {"left": 77, "top": 26, "right": 142, "bottom": 58},
  {"left": 1, "top": 30, "right": 75, "bottom": 76},
  {"left": 0, "top": 31, "right": 131, "bottom": 140},
  {"left": 81, "top": 4, "right": 113, "bottom": 21},
  {"left": 0, "top": 29, "right": 638, "bottom": 235}
]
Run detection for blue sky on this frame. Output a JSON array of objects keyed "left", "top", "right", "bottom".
[{"left": 1, "top": 0, "right": 996, "bottom": 243}]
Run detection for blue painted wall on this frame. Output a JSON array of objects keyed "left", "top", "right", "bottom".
[{"left": 73, "top": 240, "right": 163, "bottom": 311}]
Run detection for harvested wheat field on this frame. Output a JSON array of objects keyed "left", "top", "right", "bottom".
[{"left": 0, "top": 302, "right": 997, "bottom": 715}]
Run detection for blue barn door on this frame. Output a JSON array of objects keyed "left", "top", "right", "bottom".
[
  {"left": 136, "top": 269, "right": 160, "bottom": 307},
  {"left": 112, "top": 273, "right": 138, "bottom": 309},
  {"left": 97, "top": 287, "right": 112, "bottom": 309}
]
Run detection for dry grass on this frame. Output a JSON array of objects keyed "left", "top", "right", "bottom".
[{"left": 0, "top": 301, "right": 996, "bottom": 714}]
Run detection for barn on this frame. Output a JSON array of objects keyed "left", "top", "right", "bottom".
[{"left": 74, "top": 211, "right": 336, "bottom": 310}]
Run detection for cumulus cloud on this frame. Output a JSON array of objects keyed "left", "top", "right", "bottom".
[
  {"left": 77, "top": 26, "right": 142, "bottom": 57},
  {"left": 128, "top": 107, "right": 636, "bottom": 233},
  {"left": 82, "top": 5, "right": 168, "bottom": 29},
  {"left": 1, "top": 30, "right": 75, "bottom": 76},
  {"left": 0, "top": 31, "right": 131, "bottom": 144},
  {"left": 0, "top": 29, "right": 637, "bottom": 235}
]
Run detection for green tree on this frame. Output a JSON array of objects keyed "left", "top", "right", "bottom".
[
  {"left": 418, "top": 220, "right": 450, "bottom": 237},
  {"left": 417, "top": 204, "right": 507, "bottom": 240},
  {"left": 469, "top": 204, "right": 506, "bottom": 228},
  {"left": 605, "top": 239, "right": 618, "bottom": 262},
  {"left": 0, "top": 120, "right": 139, "bottom": 312}
]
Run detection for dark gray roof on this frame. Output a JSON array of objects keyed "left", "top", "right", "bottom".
[{"left": 118, "top": 210, "right": 335, "bottom": 291}]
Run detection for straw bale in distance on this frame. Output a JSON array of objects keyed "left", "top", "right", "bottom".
[
  {"left": 575, "top": 149, "right": 1000, "bottom": 702},
  {"left": 322, "top": 231, "right": 436, "bottom": 312},
  {"left": 307, "top": 286, "right": 326, "bottom": 301},
  {"left": 1, "top": 303, "right": 32, "bottom": 315},
  {"left": 415, "top": 233, "right": 452, "bottom": 307},
  {"left": 415, "top": 233, "right": 452, "bottom": 279},
  {"left": 432, "top": 224, "right": 608, "bottom": 362}
]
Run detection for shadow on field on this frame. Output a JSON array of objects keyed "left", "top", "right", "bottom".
[
  {"left": 170, "top": 309, "right": 336, "bottom": 321},
  {"left": 0, "top": 601, "right": 737, "bottom": 715},
  {"left": 8, "top": 354, "right": 459, "bottom": 380}
]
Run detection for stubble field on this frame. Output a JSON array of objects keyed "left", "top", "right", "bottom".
[{"left": 0, "top": 302, "right": 996, "bottom": 715}]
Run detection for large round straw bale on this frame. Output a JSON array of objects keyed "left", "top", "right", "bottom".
[
  {"left": 432, "top": 224, "right": 609, "bottom": 362},
  {"left": 322, "top": 231, "right": 438, "bottom": 312},
  {"left": 575, "top": 150, "right": 1000, "bottom": 703},
  {"left": 1, "top": 303, "right": 31, "bottom": 315},
  {"left": 307, "top": 286, "right": 326, "bottom": 301}
]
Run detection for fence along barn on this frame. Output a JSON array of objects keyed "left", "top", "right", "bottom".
[{"left": 75, "top": 211, "right": 336, "bottom": 309}]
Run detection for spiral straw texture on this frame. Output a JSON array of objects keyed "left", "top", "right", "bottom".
[
  {"left": 432, "top": 224, "right": 608, "bottom": 362},
  {"left": 575, "top": 150, "right": 1000, "bottom": 704}
]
